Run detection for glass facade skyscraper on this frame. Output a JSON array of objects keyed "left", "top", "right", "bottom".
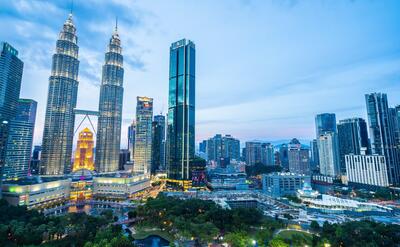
[
  {"left": 0, "top": 42, "right": 23, "bottom": 180},
  {"left": 315, "top": 113, "right": 337, "bottom": 137},
  {"left": 365, "top": 93, "right": 400, "bottom": 185},
  {"left": 166, "top": 39, "right": 195, "bottom": 187},
  {"left": 128, "top": 121, "right": 136, "bottom": 161},
  {"left": 95, "top": 26, "right": 124, "bottom": 173},
  {"left": 3, "top": 99, "right": 37, "bottom": 180},
  {"left": 337, "top": 118, "right": 370, "bottom": 174},
  {"left": 151, "top": 115, "right": 166, "bottom": 173},
  {"left": 41, "top": 14, "right": 79, "bottom": 175},
  {"left": 134, "top": 97, "right": 153, "bottom": 174}
]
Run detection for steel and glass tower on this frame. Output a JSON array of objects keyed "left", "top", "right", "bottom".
[
  {"left": 41, "top": 14, "right": 79, "bottom": 175},
  {"left": 315, "top": 113, "right": 337, "bottom": 137},
  {"left": 3, "top": 99, "right": 37, "bottom": 180},
  {"left": 0, "top": 42, "right": 23, "bottom": 183},
  {"left": 151, "top": 114, "right": 166, "bottom": 173},
  {"left": 166, "top": 39, "right": 195, "bottom": 188},
  {"left": 366, "top": 93, "right": 400, "bottom": 185},
  {"left": 95, "top": 25, "right": 124, "bottom": 173},
  {"left": 133, "top": 97, "right": 153, "bottom": 174}
]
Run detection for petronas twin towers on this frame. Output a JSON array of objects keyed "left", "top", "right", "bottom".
[{"left": 41, "top": 14, "right": 124, "bottom": 175}]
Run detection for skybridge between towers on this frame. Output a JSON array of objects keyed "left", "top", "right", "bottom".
[{"left": 73, "top": 109, "right": 99, "bottom": 136}]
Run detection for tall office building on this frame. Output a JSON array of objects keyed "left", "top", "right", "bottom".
[
  {"left": 315, "top": 113, "right": 336, "bottom": 137},
  {"left": 41, "top": 14, "right": 79, "bottom": 175},
  {"left": 279, "top": 144, "right": 289, "bottom": 170},
  {"left": 128, "top": 121, "right": 136, "bottom": 161},
  {"left": 0, "top": 42, "right": 24, "bottom": 180},
  {"left": 245, "top": 142, "right": 262, "bottom": 166},
  {"left": 337, "top": 118, "right": 370, "bottom": 173},
  {"left": 3, "top": 99, "right": 37, "bottom": 180},
  {"left": 318, "top": 132, "right": 340, "bottom": 177},
  {"left": 166, "top": 39, "right": 195, "bottom": 188},
  {"left": 261, "top": 143, "right": 275, "bottom": 166},
  {"left": 134, "top": 97, "right": 153, "bottom": 174},
  {"left": 365, "top": 93, "right": 400, "bottom": 185},
  {"left": 207, "top": 134, "right": 240, "bottom": 165},
  {"left": 310, "top": 139, "right": 319, "bottom": 171},
  {"left": 151, "top": 115, "right": 166, "bottom": 173},
  {"left": 73, "top": 128, "right": 94, "bottom": 172},
  {"left": 199, "top": 140, "right": 207, "bottom": 153},
  {"left": 95, "top": 24, "right": 124, "bottom": 173},
  {"left": 288, "top": 138, "right": 310, "bottom": 175},
  {"left": 223, "top": 135, "right": 241, "bottom": 161}
]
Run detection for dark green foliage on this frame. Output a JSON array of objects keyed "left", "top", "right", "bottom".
[
  {"left": 0, "top": 199, "right": 133, "bottom": 247},
  {"left": 320, "top": 221, "right": 400, "bottom": 247}
]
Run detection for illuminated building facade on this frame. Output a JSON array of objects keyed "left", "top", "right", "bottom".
[
  {"left": 73, "top": 128, "right": 94, "bottom": 172},
  {"left": 96, "top": 24, "right": 124, "bottom": 173},
  {"left": 167, "top": 39, "right": 196, "bottom": 189},
  {"left": 134, "top": 97, "right": 153, "bottom": 174},
  {"left": 93, "top": 173, "right": 150, "bottom": 200},
  {"left": 41, "top": 14, "right": 79, "bottom": 175},
  {"left": 1, "top": 177, "right": 71, "bottom": 209}
]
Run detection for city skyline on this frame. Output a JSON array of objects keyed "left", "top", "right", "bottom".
[{"left": 1, "top": 0, "right": 400, "bottom": 147}]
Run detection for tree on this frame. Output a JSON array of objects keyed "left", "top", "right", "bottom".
[
  {"left": 310, "top": 220, "right": 320, "bottom": 232},
  {"left": 269, "top": 239, "right": 289, "bottom": 247}
]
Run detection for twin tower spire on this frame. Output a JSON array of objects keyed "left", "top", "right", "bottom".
[{"left": 41, "top": 13, "right": 124, "bottom": 175}]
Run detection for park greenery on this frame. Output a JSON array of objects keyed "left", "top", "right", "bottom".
[
  {"left": 0, "top": 199, "right": 133, "bottom": 247},
  {"left": 1, "top": 196, "right": 400, "bottom": 246}
]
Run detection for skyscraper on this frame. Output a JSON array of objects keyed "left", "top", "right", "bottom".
[
  {"left": 0, "top": 42, "right": 24, "bottom": 180},
  {"left": 73, "top": 128, "right": 94, "bottom": 172},
  {"left": 128, "top": 121, "right": 136, "bottom": 161},
  {"left": 95, "top": 24, "right": 124, "bottom": 173},
  {"left": 245, "top": 142, "right": 262, "bottom": 166},
  {"left": 261, "top": 143, "right": 275, "bottom": 166},
  {"left": 288, "top": 138, "right": 310, "bottom": 175},
  {"left": 318, "top": 132, "right": 340, "bottom": 177},
  {"left": 151, "top": 115, "right": 166, "bottom": 173},
  {"left": 41, "top": 14, "right": 79, "bottom": 175},
  {"left": 365, "top": 93, "right": 400, "bottom": 185},
  {"left": 315, "top": 113, "right": 337, "bottom": 137},
  {"left": 337, "top": 118, "right": 369, "bottom": 173},
  {"left": 3, "top": 99, "right": 37, "bottom": 180},
  {"left": 310, "top": 139, "right": 319, "bottom": 171},
  {"left": 207, "top": 134, "right": 240, "bottom": 165},
  {"left": 166, "top": 39, "right": 195, "bottom": 188},
  {"left": 134, "top": 97, "right": 153, "bottom": 174},
  {"left": 279, "top": 144, "right": 289, "bottom": 170}
]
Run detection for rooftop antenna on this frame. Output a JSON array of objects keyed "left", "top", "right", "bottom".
[
  {"left": 115, "top": 16, "right": 118, "bottom": 32},
  {"left": 70, "top": 0, "right": 74, "bottom": 15}
]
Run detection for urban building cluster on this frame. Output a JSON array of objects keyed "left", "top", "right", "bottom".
[
  {"left": 0, "top": 13, "right": 399, "bottom": 225},
  {"left": 0, "top": 14, "right": 201, "bottom": 208}
]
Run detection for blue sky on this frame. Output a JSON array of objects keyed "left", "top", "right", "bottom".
[{"left": 1, "top": 0, "right": 400, "bottom": 147}]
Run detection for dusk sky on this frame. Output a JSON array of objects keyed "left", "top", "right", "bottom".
[{"left": 1, "top": 0, "right": 400, "bottom": 148}]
